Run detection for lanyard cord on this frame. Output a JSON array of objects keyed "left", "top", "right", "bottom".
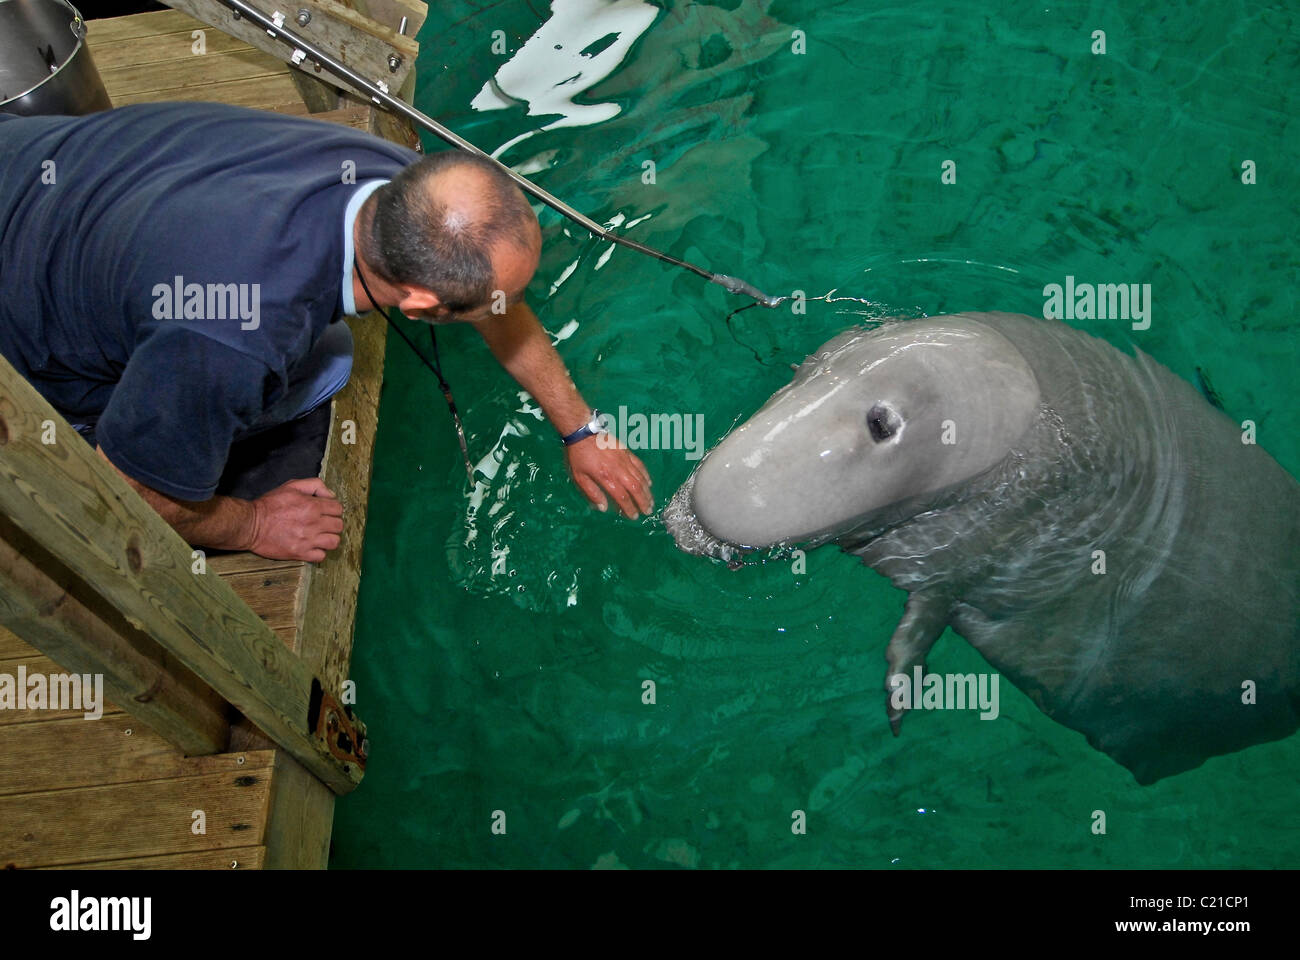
[{"left": 353, "top": 258, "right": 476, "bottom": 483}]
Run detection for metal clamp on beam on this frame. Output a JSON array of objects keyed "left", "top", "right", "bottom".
[
  {"left": 308, "top": 677, "right": 368, "bottom": 773},
  {"left": 164, "top": 0, "right": 417, "bottom": 92}
]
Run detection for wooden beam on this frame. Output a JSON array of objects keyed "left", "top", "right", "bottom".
[
  {"left": 337, "top": 0, "right": 424, "bottom": 146},
  {"left": 346, "top": 0, "right": 425, "bottom": 149},
  {"left": 291, "top": 70, "right": 344, "bottom": 113},
  {"left": 300, "top": 0, "right": 420, "bottom": 59},
  {"left": 0, "top": 352, "right": 365, "bottom": 794},
  {"left": 163, "top": 0, "right": 417, "bottom": 96},
  {"left": 297, "top": 314, "right": 386, "bottom": 694},
  {"left": 262, "top": 750, "right": 335, "bottom": 868},
  {"left": 366, "top": 63, "right": 420, "bottom": 149},
  {"left": 349, "top": 0, "right": 427, "bottom": 39},
  {"left": 270, "top": 99, "right": 372, "bottom": 129},
  {"left": 0, "top": 513, "right": 230, "bottom": 756}
]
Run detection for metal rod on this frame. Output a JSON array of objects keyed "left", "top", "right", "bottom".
[{"left": 213, "top": 0, "right": 781, "bottom": 307}]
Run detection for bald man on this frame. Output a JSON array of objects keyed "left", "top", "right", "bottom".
[{"left": 0, "top": 102, "right": 652, "bottom": 562}]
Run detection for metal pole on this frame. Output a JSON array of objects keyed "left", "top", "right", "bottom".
[{"left": 212, "top": 0, "right": 781, "bottom": 307}]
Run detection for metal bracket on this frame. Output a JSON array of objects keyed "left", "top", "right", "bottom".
[
  {"left": 165, "top": 0, "right": 417, "bottom": 94},
  {"left": 308, "top": 678, "right": 368, "bottom": 771}
]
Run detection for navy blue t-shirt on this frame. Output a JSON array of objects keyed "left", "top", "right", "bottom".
[{"left": 0, "top": 102, "right": 417, "bottom": 499}]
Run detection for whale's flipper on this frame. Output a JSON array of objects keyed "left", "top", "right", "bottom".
[{"left": 884, "top": 592, "right": 951, "bottom": 735}]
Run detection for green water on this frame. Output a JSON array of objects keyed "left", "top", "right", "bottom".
[{"left": 330, "top": 0, "right": 1299, "bottom": 868}]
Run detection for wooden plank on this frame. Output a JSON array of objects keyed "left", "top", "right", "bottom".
[
  {"left": 0, "top": 513, "right": 230, "bottom": 754},
  {"left": 207, "top": 552, "right": 304, "bottom": 577},
  {"left": 0, "top": 756, "right": 275, "bottom": 868},
  {"left": 43, "top": 846, "right": 265, "bottom": 870},
  {"left": 297, "top": 315, "right": 385, "bottom": 693},
  {"left": 0, "top": 354, "right": 365, "bottom": 793},
  {"left": 219, "top": 565, "right": 305, "bottom": 648},
  {"left": 106, "top": 74, "right": 303, "bottom": 109},
  {"left": 98, "top": 47, "right": 288, "bottom": 99},
  {"left": 0, "top": 654, "right": 125, "bottom": 726},
  {"left": 89, "top": 26, "right": 253, "bottom": 71},
  {"left": 262, "top": 751, "right": 335, "bottom": 868},
  {"left": 85, "top": 9, "right": 207, "bottom": 44},
  {"left": 0, "top": 714, "right": 253, "bottom": 797}
]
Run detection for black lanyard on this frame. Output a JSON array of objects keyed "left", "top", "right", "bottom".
[{"left": 353, "top": 258, "right": 476, "bottom": 483}]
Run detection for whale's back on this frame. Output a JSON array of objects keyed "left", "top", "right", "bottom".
[{"left": 908, "top": 313, "right": 1300, "bottom": 782}]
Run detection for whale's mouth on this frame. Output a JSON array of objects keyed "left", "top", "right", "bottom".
[{"left": 662, "top": 472, "right": 749, "bottom": 566}]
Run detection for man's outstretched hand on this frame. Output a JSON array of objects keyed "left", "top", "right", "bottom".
[
  {"left": 565, "top": 437, "right": 653, "bottom": 519},
  {"left": 249, "top": 478, "right": 345, "bottom": 562}
]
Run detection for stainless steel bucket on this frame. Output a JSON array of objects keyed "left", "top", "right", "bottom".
[{"left": 0, "top": 0, "right": 112, "bottom": 116}]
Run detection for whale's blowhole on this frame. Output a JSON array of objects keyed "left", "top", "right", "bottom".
[{"left": 867, "top": 403, "right": 901, "bottom": 442}]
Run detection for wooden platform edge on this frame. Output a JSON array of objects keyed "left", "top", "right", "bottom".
[
  {"left": 0, "top": 2, "right": 421, "bottom": 869},
  {"left": 0, "top": 351, "right": 365, "bottom": 795}
]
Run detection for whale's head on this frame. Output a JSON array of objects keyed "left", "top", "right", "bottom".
[{"left": 663, "top": 317, "right": 1042, "bottom": 560}]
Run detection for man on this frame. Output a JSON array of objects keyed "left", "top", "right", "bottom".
[{"left": 0, "top": 101, "right": 651, "bottom": 562}]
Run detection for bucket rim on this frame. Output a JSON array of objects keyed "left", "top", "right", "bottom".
[{"left": 0, "top": 0, "right": 93, "bottom": 110}]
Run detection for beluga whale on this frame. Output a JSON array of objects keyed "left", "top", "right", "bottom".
[{"left": 663, "top": 312, "right": 1300, "bottom": 784}]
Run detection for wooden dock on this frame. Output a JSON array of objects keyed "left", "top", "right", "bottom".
[{"left": 0, "top": 0, "right": 424, "bottom": 869}]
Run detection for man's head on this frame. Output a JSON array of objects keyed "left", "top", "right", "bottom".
[{"left": 357, "top": 151, "right": 542, "bottom": 321}]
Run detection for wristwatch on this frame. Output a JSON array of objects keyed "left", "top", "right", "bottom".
[{"left": 561, "top": 409, "right": 605, "bottom": 446}]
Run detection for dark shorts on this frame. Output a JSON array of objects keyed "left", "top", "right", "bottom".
[{"left": 214, "top": 401, "right": 333, "bottom": 501}]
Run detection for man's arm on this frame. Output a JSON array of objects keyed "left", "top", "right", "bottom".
[
  {"left": 472, "top": 302, "right": 653, "bottom": 518},
  {"left": 96, "top": 446, "right": 344, "bottom": 562}
]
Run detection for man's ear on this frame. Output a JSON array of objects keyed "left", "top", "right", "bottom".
[{"left": 397, "top": 285, "right": 440, "bottom": 316}]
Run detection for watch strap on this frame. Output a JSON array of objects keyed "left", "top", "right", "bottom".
[{"left": 561, "top": 409, "right": 604, "bottom": 446}]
